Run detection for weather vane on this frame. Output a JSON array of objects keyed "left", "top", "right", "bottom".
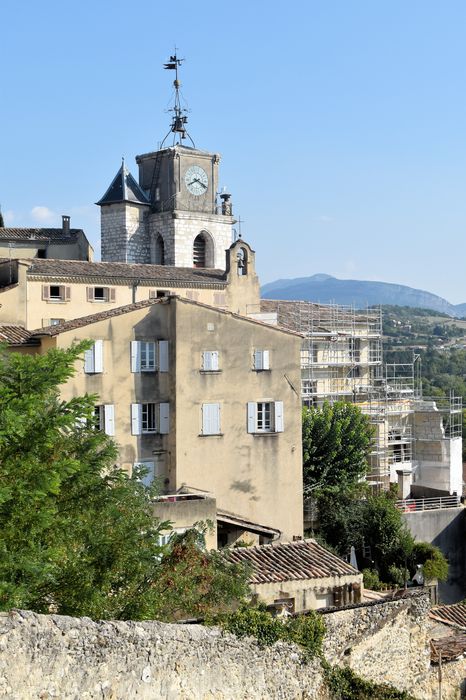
[{"left": 160, "top": 51, "right": 195, "bottom": 148}]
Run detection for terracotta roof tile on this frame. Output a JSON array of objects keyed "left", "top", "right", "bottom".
[
  {"left": 227, "top": 539, "right": 359, "bottom": 584},
  {"left": 431, "top": 635, "right": 466, "bottom": 663},
  {"left": 0, "top": 325, "right": 34, "bottom": 344},
  {"left": 429, "top": 603, "right": 466, "bottom": 630},
  {"left": 24, "top": 258, "right": 227, "bottom": 285},
  {"left": 0, "top": 228, "right": 83, "bottom": 241}
]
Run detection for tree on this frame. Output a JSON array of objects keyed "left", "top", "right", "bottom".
[
  {"left": 0, "top": 343, "right": 249, "bottom": 619},
  {"left": 0, "top": 210, "right": 4, "bottom": 227},
  {"left": 302, "top": 402, "right": 374, "bottom": 495}
]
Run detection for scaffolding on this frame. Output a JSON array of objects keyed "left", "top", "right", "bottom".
[{"left": 261, "top": 300, "right": 463, "bottom": 489}]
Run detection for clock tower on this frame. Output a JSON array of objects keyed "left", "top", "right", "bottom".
[{"left": 99, "top": 54, "right": 235, "bottom": 269}]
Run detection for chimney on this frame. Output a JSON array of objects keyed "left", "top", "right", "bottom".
[{"left": 62, "top": 215, "right": 70, "bottom": 236}]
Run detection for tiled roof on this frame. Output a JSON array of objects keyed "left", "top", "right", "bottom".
[
  {"left": 0, "top": 325, "right": 34, "bottom": 344},
  {"left": 24, "top": 258, "right": 226, "bottom": 285},
  {"left": 429, "top": 603, "right": 466, "bottom": 630},
  {"left": 30, "top": 299, "right": 163, "bottom": 336},
  {"left": 96, "top": 163, "right": 150, "bottom": 206},
  {"left": 0, "top": 228, "right": 83, "bottom": 241},
  {"left": 431, "top": 635, "right": 466, "bottom": 663},
  {"left": 227, "top": 539, "right": 359, "bottom": 584}
]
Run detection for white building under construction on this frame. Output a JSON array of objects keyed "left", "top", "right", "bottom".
[{"left": 259, "top": 300, "right": 463, "bottom": 498}]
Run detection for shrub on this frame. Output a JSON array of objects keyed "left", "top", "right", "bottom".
[
  {"left": 362, "top": 568, "right": 382, "bottom": 591},
  {"left": 324, "top": 665, "right": 416, "bottom": 699}
]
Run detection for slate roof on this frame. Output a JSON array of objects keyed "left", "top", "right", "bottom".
[
  {"left": 227, "top": 539, "right": 359, "bottom": 584},
  {"left": 96, "top": 163, "right": 150, "bottom": 206},
  {"left": 0, "top": 228, "right": 83, "bottom": 241},
  {"left": 0, "top": 325, "right": 35, "bottom": 344},
  {"left": 24, "top": 258, "right": 226, "bottom": 285},
  {"left": 429, "top": 603, "right": 466, "bottom": 630}
]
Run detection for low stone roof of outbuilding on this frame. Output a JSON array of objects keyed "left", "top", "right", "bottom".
[
  {"left": 227, "top": 539, "right": 359, "bottom": 584},
  {"left": 0, "top": 228, "right": 84, "bottom": 241},
  {"left": 23, "top": 258, "right": 227, "bottom": 286},
  {"left": 431, "top": 635, "right": 466, "bottom": 663}
]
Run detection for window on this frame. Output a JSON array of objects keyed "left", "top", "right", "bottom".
[
  {"left": 247, "top": 401, "right": 284, "bottom": 434},
  {"left": 253, "top": 350, "right": 270, "bottom": 371},
  {"left": 201, "top": 403, "right": 221, "bottom": 435},
  {"left": 131, "top": 403, "right": 170, "bottom": 435},
  {"left": 348, "top": 338, "right": 361, "bottom": 362},
  {"left": 134, "top": 454, "right": 165, "bottom": 487},
  {"left": 154, "top": 234, "right": 165, "bottom": 265},
  {"left": 50, "top": 318, "right": 64, "bottom": 326},
  {"left": 37, "top": 249, "right": 46, "bottom": 259},
  {"left": 42, "top": 284, "right": 70, "bottom": 302},
  {"left": 93, "top": 404, "right": 115, "bottom": 436},
  {"left": 149, "top": 289, "right": 170, "bottom": 299},
  {"left": 193, "top": 234, "right": 206, "bottom": 268},
  {"left": 201, "top": 351, "right": 219, "bottom": 371},
  {"left": 130, "top": 340, "right": 169, "bottom": 372},
  {"left": 86, "top": 286, "right": 116, "bottom": 303},
  {"left": 84, "top": 340, "right": 103, "bottom": 374}
]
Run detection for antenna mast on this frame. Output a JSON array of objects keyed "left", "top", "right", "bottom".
[{"left": 161, "top": 51, "right": 195, "bottom": 148}]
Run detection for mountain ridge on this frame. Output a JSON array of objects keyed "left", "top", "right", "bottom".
[{"left": 261, "top": 274, "right": 466, "bottom": 318}]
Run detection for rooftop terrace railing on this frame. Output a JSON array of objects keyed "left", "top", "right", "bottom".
[{"left": 396, "top": 495, "right": 461, "bottom": 512}]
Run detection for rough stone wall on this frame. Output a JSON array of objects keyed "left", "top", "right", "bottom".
[
  {"left": 322, "top": 593, "right": 432, "bottom": 694},
  {"left": 0, "top": 610, "right": 328, "bottom": 700}
]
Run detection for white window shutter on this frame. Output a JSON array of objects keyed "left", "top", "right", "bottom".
[
  {"left": 262, "top": 350, "right": 270, "bottom": 370},
  {"left": 254, "top": 350, "right": 263, "bottom": 370},
  {"left": 159, "top": 402, "right": 170, "bottom": 434},
  {"left": 202, "top": 403, "right": 220, "bottom": 435},
  {"left": 158, "top": 340, "right": 169, "bottom": 372},
  {"left": 202, "top": 352, "right": 211, "bottom": 370},
  {"left": 247, "top": 402, "right": 257, "bottom": 433},
  {"left": 211, "top": 351, "right": 219, "bottom": 370},
  {"left": 274, "top": 401, "right": 284, "bottom": 432},
  {"left": 84, "top": 347, "right": 94, "bottom": 374},
  {"left": 104, "top": 404, "right": 115, "bottom": 436},
  {"left": 131, "top": 403, "right": 142, "bottom": 435},
  {"left": 131, "top": 341, "right": 141, "bottom": 372},
  {"left": 93, "top": 340, "right": 104, "bottom": 373}
]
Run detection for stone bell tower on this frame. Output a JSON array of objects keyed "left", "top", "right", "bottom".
[{"left": 98, "top": 53, "right": 235, "bottom": 269}]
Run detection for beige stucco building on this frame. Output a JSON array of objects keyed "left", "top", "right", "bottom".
[
  {"left": 0, "top": 216, "right": 93, "bottom": 263},
  {"left": 3, "top": 290, "right": 303, "bottom": 546}
]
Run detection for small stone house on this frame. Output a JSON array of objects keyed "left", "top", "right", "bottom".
[{"left": 228, "top": 539, "right": 363, "bottom": 613}]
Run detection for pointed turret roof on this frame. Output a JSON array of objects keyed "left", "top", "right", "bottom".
[{"left": 96, "top": 161, "right": 150, "bottom": 206}]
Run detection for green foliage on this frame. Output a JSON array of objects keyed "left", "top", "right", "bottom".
[
  {"left": 362, "top": 569, "right": 382, "bottom": 591},
  {"left": 217, "top": 603, "right": 325, "bottom": 659},
  {"left": 323, "top": 664, "right": 416, "bottom": 700},
  {"left": 302, "top": 403, "right": 374, "bottom": 495},
  {"left": 0, "top": 344, "right": 249, "bottom": 620},
  {"left": 317, "top": 491, "right": 414, "bottom": 584},
  {"left": 409, "top": 542, "right": 449, "bottom": 582},
  {"left": 0, "top": 210, "right": 4, "bottom": 227}
]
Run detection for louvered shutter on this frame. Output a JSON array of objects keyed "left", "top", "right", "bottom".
[
  {"left": 210, "top": 351, "right": 219, "bottom": 370},
  {"left": 131, "top": 341, "right": 141, "bottom": 372},
  {"left": 104, "top": 404, "right": 115, "bottom": 436},
  {"left": 131, "top": 403, "right": 142, "bottom": 435},
  {"left": 93, "top": 340, "right": 104, "bottom": 373},
  {"left": 158, "top": 340, "right": 169, "bottom": 372},
  {"left": 42, "top": 285, "right": 50, "bottom": 301},
  {"left": 274, "top": 401, "right": 284, "bottom": 433},
  {"left": 86, "top": 287, "right": 94, "bottom": 301},
  {"left": 247, "top": 402, "right": 257, "bottom": 433},
  {"left": 109, "top": 288, "right": 116, "bottom": 302},
  {"left": 84, "top": 346, "right": 95, "bottom": 373},
  {"left": 202, "top": 403, "right": 220, "bottom": 435},
  {"left": 159, "top": 403, "right": 170, "bottom": 434},
  {"left": 254, "top": 350, "right": 263, "bottom": 370},
  {"left": 202, "top": 352, "right": 211, "bottom": 371},
  {"left": 64, "top": 286, "right": 71, "bottom": 301},
  {"left": 149, "top": 289, "right": 157, "bottom": 299},
  {"left": 262, "top": 350, "right": 270, "bottom": 370}
]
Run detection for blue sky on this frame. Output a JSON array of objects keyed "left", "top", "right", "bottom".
[{"left": 2, "top": 1, "right": 466, "bottom": 302}]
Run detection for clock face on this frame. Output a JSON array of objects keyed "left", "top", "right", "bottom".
[{"left": 185, "top": 165, "right": 208, "bottom": 196}]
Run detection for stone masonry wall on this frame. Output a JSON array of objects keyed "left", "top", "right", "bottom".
[{"left": 0, "top": 593, "right": 452, "bottom": 700}]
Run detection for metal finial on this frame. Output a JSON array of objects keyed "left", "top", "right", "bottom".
[{"left": 160, "top": 50, "right": 195, "bottom": 148}]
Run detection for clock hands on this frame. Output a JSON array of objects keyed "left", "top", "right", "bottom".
[{"left": 188, "top": 177, "right": 207, "bottom": 190}]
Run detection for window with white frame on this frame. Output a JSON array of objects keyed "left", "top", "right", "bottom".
[
  {"left": 131, "top": 402, "right": 170, "bottom": 435},
  {"left": 86, "top": 286, "right": 115, "bottom": 303},
  {"left": 201, "top": 351, "right": 219, "bottom": 371},
  {"left": 247, "top": 401, "right": 284, "bottom": 433},
  {"left": 253, "top": 349, "right": 270, "bottom": 371},
  {"left": 201, "top": 402, "right": 221, "bottom": 435},
  {"left": 42, "top": 284, "right": 71, "bottom": 302},
  {"left": 130, "top": 340, "right": 169, "bottom": 372},
  {"left": 93, "top": 404, "right": 115, "bottom": 436},
  {"left": 84, "top": 340, "right": 104, "bottom": 374}
]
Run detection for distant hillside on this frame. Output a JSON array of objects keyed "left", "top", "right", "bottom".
[{"left": 261, "top": 274, "right": 466, "bottom": 318}]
